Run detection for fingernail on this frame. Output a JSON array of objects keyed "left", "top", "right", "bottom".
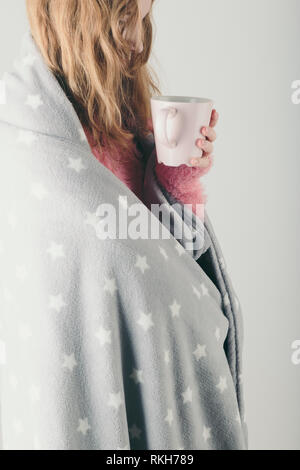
[
  {"left": 202, "top": 127, "right": 207, "bottom": 135},
  {"left": 191, "top": 158, "right": 197, "bottom": 165},
  {"left": 197, "top": 139, "right": 204, "bottom": 148}
]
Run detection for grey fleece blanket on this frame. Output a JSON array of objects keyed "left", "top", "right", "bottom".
[{"left": 0, "top": 32, "right": 247, "bottom": 450}]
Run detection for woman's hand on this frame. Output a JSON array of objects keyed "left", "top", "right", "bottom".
[{"left": 189, "top": 109, "right": 219, "bottom": 168}]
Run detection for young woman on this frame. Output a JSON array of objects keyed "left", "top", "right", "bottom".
[{"left": 0, "top": 0, "right": 247, "bottom": 450}]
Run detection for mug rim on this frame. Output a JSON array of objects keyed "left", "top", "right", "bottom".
[{"left": 151, "top": 95, "right": 213, "bottom": 104}]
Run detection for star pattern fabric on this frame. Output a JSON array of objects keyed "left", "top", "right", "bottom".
[{"left": 0, "top": 31, "right": 247, "bottom": 450}]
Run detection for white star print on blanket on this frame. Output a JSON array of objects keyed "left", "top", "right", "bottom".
[{"left": 0, "top": 31, "right": 247, "bottom": 450}]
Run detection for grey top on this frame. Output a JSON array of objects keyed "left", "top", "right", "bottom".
[{"left": 0, "top": 31, "right": 247, "bottom": 450}]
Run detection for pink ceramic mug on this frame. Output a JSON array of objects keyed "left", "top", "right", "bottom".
[{"left": 150, "top": 96, "right": 214, "bottom": 167}]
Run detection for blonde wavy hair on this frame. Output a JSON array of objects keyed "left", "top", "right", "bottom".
[{"left": 26, "top": 0, "right": 160, "bottom": 164}]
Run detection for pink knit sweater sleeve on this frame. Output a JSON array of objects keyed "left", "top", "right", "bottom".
[
  {"left": 146, "top": 118, "right": 213, "bottom": 222},
  {"left": 154, "top": 155, "right": 213, "bottom": 223}
]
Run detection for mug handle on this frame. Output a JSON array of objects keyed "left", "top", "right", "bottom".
[{"left": 156, "top": 107, "right": 178, "bottom": 148}]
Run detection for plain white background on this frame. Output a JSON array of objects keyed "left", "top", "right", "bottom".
[{"left": 0, "top": 0, "right": 299, "bottom": 450}]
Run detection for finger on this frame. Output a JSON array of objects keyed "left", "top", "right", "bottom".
[
  {"left": 202, "top": 151, "right": 213, "bottom": 158},
  {"left": 209, "top": 109, "right": 219, "bottom": 128},
  {"left": 195, "top": 138, "right": 213, "bottom": 154},
  {"left": 189, "top": 156, "right": 211, "bottom": 168},
  {"left": 201, "top": 126, "right": 217, "bottom": 142}
]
